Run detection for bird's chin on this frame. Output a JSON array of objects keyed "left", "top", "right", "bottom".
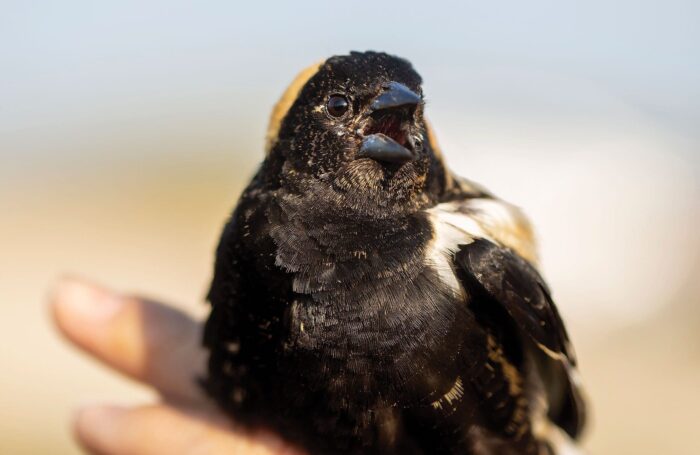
[{"left": 331, "top": 158, "right": 428, "bottom": 217}]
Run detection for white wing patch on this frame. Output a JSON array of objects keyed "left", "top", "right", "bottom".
[
  {"left": 425, "top": 205, "right": 487, "bottom": 296},
  {"left": 425, "top": 198, "right": 535, "bottom": 295},
  {"left": 425, "top": 199, "right": 538, "bottom": 295}
]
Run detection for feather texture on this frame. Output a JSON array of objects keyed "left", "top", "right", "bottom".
[{"left": 204, "top": 51, "right": 587, "bottom": 454}]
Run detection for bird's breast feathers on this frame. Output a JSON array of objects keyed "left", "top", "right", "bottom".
[{"left": 204, "top": 51, "right": 587, "bottom": 454}]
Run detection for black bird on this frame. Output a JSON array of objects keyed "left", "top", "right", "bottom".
[{"left": 204, "top": 51, "right": 587, "bottom": 455}]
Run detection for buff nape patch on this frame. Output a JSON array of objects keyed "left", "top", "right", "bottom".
[{"left": 265, "top": 61, "right": 323, "bottom": 154}]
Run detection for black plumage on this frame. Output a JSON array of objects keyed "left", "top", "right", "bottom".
[{"left": 203, "top": 51, "right": 587, "bottom": 454}]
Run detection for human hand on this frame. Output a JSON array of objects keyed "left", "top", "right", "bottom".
[{"left": 50, "top": 277, "right": 304, "bottom": 455}]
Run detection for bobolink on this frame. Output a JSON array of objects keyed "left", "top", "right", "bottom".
[{"left": 204, "top": 51, "right": 586, "bottom": 455}]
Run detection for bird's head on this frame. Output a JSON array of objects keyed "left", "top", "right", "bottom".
[{"left": 264, "top": 51, "right": 448, "bottom": 217}]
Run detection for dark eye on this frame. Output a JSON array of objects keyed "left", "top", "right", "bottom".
[{"left": 326, "top": 95, "right": 349, "bottom": 117}]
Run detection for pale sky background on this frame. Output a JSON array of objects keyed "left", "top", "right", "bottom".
[{"left": 1, "top": 1, "right": 699, "bottom": 454}]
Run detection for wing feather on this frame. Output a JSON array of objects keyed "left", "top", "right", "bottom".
[{"left": 454, "top": 239, "right": 586, "bottom": 438}]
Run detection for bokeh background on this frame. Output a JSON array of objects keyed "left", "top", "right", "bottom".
[{"left": 2, "top": 1, "right": 699, "bottom": 453}]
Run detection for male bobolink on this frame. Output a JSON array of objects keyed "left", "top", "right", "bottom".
[{"left": 204, "top": 51, "right": 586, "bottom": 454}]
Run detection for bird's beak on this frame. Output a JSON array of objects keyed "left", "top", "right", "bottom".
[
  {"left": 358, "top": 134, "right": 415, "bottom": 164},
  {"left": 370, "top": 82, "right": 422, "bottom": 112},
  {"left": 358, "top": 82, "right": 421, "bottom": 164}
]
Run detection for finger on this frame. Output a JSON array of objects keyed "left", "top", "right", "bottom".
[
  {"left": 50, "top": 277, "right": 207, "bottom": 402},
  {"left": 74, "top": 404, "right": 305, "bottom": 455}
]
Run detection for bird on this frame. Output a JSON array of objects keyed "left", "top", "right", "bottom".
[{"left": 203, "top": 51, "right": 587, "bottom": 455}]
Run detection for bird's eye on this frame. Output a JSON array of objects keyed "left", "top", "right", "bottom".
[{"left": 326, "top": 95, "right": 349, "bottom": 117}]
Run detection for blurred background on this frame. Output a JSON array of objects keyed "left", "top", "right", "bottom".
[{"left": 2, "top": 1, "right": 699, "bottom": 453}]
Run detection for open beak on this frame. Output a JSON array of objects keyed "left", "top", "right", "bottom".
[{"left": 358, "top": 82, "right": 421, "bottom": 165}]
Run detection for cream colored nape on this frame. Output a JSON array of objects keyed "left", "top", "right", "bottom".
[{"left": 265, "top": 61, "right": 323, "bottom": 154}]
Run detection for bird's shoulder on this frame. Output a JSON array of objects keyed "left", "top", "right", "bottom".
[
  {"left": 423, "top": 183, "right": 586, "bottom": 441},
  {"left": 425, "top": 188, "right": 538, "bottom": 268}
]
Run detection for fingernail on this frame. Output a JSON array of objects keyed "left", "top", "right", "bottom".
[
  {"left": 53, "top": 277, "right": 123, "bottom": 323},
  {"left": 74, "top": 403, "right": 126, "bottom": 425},
  {"left": 74, "top": 404, "right": 127, "bottom": 447}
]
